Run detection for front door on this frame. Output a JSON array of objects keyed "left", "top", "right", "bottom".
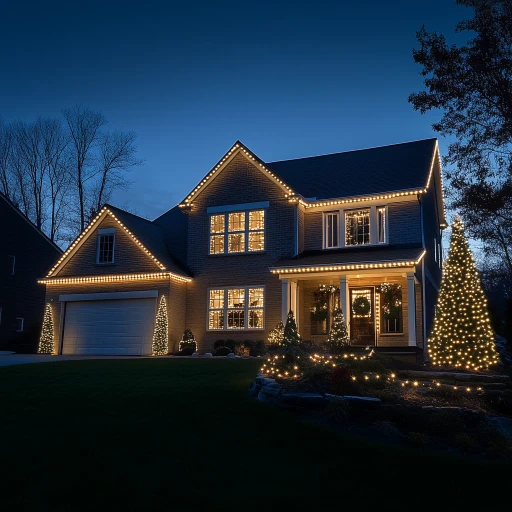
[{"left": 349, "top": 287, "right": 375, "bottom": 346}]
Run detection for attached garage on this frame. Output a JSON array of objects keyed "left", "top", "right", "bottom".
[{"left": 61, "top": 291, "right": 157, "bottom": 356}]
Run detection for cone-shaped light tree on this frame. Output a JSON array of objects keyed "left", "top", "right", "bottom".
[
  {"left": 152, "top": 296, "right": 169, "bottom": 355},
  {"left": 38, "top": 303, "right": 55, "bottom": 354},
  {"left": 428, "top": 216, "right": 499, "bottom": 370},
  {"left": 282, "top": 310, "right": 301, "bottom": 346},
  {"left": 327, "top": 308, "right": 350, "bottom": 353}
]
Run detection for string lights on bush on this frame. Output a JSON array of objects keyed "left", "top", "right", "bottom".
[
  {"left": 428, "top": 216, "right": 499, "bottom": 370},
  {"left": 37, "top": 303, "right": 55, "bottom": 354},
  {"left": 152, "top": 296, "right": 168, "bottom": 356}
]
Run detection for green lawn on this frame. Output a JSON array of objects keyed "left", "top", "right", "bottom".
[{"left": 0, "top": 359, "right": 509, "bottom": 510}]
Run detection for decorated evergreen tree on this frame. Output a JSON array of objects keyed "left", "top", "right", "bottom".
[
  {"left": 282, "top": 310, "right": 301, "bottom": 346},
  {"left": 179, "top": 329, "right": 197, "bottom": 352},
  {"left": 38, "top": 303, "right": 55, "bottom": 354},
  {"left": 152, "top": 296, "right": 169, "bottom": 356},
  {"left": 428, "top": 216, "right": 499, "bottom": 370},
  {"left": 327, "top": 308, "right": 350, "bottom": 353},
  {"left": 267, "top": 321, "right": 285, "bottom": 345}
]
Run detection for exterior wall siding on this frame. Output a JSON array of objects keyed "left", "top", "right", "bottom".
[
  {"left": 0, "top": 198, "right": 61, "bottom": 352},
  {"left": 297, "top": 205, "right": 305, "bottom": 254},
  {"left": 56, "top": 216, "right": 161, "bottom": 277},
  {"left": 185, "top": 152, "right": 296, "bottom": 352},
  {"left": 388, "top": 201, "right": 422, "bottom": 245},
  {"left": 304, "top": 211, "right": 322, "bottom": 251}
]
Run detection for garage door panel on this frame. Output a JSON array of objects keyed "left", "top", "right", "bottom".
[{"left": 62, "top": 298, "right": 155, "bottom": 355}]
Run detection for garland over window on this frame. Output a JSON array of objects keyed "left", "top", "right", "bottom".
[
  {"left": 310, "top": 284, "right": 339, "bottom": 321},
  {"left": 376, "top": 283, "right": 402, "bottom": 319}
]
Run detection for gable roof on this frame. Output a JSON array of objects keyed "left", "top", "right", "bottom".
[
  {"left": 267, "top": 138, "right": 438, "bottom": 201},
  {"left": 179, "top": 141, "right": 296, "bottom": 208},
  {"left": 0, "top": 191, "right": 62, "bottom": 253},
  {"left": 152, "top": 205, "right": 188, "bottom": 265},
  {"left": 46, "top": 205, "right": 191, "bottom": 280}
]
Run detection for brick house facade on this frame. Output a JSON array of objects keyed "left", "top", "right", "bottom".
[{"left": 39, "top": 139, "right": 445, "bottom": 358}]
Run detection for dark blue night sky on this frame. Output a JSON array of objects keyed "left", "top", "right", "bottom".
[{"left": 0, "top": 0, "right": 468, "bottom": 219}]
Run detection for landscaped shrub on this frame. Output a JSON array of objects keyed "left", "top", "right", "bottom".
[
  {"left": 214, "top": 340, "right": 225, "bottom": 349},
  {"left": 249, "top": 340, "right": 267, "bottom": 357},
  {"left": 179, "top": 329, "right": 197, "bottom": 352},
  {"left": 455, "top": 433, "right": 480, "bottom": 453},
  {"left": 214, "top": 346, "right": 232, "bottom": 356},
  {"left": 374, "top": 421, "right": 403, "bottom": 440},
  {"left": 299, "top": 339, "right": 316, "bottom": 353},
  {"left": 330, "top": 366, "right": 353, "bottom": 396}
]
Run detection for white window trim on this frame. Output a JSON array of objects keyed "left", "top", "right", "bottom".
[
  {"left": 209, "top": 209, "right": 266, "bottom": 255},
  {"left": 96, "top": 228, "right": 116, "bottom": 264},
  {"left": 322, "top": 206, "right": 389, "bottom": 249},
  {"left": 16, "top": 317, "right": 24, "bottom": 332},
  {"left": 206, "top": 285, "right": 266, "bottom": 331}
]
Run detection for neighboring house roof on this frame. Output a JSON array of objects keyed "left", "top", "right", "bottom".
[
  {"left": 267, "top": 139, "right": 437, "bottom": 200},
  {"left": 270, "top": 246, "right": 426, "bottom": 274},
  {"left": 0, "top": 191, "right": 62, "bottom": 253}
]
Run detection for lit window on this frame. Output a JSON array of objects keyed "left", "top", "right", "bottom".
[
  {"left": 248, "top": 210, "right": 265, "bottom": 251},
  {"left": 378, "top": 208, "right": 386, "bottom": 244},
  {"left": 208, "top": 287, "right": 264, "bottom": 330},
  {"left": 16, "top": 317, "right": 24, "bottom": 332},
  {"left": 345, "top": 210, "right": 370, "bottom": 246},
  {"left": 97, "top": 230, "right": 115, "bottom": 263},
  {"left": 209, "top": 210, "right": 265, "bottom": 254},
  {"left": 379, "top": 287, "right": 403, "bottom": 334},
  {"left": 324, "top": 212, "right": 339, "bottom": 248},
  {"left": 209, "top": 289, "right": 224, "bottom": 329}
]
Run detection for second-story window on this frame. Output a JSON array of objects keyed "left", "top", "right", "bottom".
[
  {"left": 97, "top": 229, "right": 115, "bottom": 264},
  {"left": 209, "top": 210, "right": 265, "bottom": 255},
  {"left": 325, "top": 212, "right": 339, "bottom": 248},
  {"left": 345, "top": 209, "right": 370, "bottom": 246},
  {"left": 377, "top": 207, "right": 386, "bottom": 244}
]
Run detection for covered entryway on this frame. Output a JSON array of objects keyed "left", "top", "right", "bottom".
[
  {"left": 349, "top": 287, "right": 376, "bottom": 346},
  {"left": 62, "top": 296, "right": 156, "bottom": 355}
]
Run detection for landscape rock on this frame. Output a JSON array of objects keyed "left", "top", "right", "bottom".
[
  {"left": 342, "top": 396, "right": 381, "bottom": 409},
  {"left": 325, "top": 394, "right": 348, "bottom": 402},
  {"left": 255, "top": 377, "right": 275, "bottom": 386},
  {"left": 248, "top": 381, "right": 260, "bottom": 398},
  {"left": 204, "top": 353, "right": 213, "bottom": 358},
  {"left": 489, "top": 416, "right": 512, "bottom": 440},
  {"left": 226, "top": 353, "right": 235, "bottom": 358},
  {"left": 259, "top": 382, "right": 282, "bottom": 397},
  {"left": 191, "top": 352, "right": 200, "bottom": 357},
  {"left": 281, "top": 392, "right": 328, "bottom": 409}
]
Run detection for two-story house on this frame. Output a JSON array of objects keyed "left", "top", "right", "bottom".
[
  {"left": 0, "top": 192, "right": 62, "bottom": 353},
  {"left": 38, "top": 138, "right": 445, "bottom": 358}
]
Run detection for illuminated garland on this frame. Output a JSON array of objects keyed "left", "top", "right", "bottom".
[
  {"left": 428, "top": 216, "right": 499, "bottom": 370},
  {"left": 152, "top": 296, "right": 168, "bottom": 356},
  {"left": 39, "top": 272, "right": 191, "bottom": 285},
  {"left": 37, "top": 303, "right": 55, "bottom": 354}
]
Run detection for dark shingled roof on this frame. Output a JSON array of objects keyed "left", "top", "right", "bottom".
[
  {"left": 271, "top": 245, "right": 425, "bottom": 269},
  {"left": 267, "top": 139, "right": 437, "bottom": 200},
  {"left": 106, "top": 205, "right": 190, "bottom": 277},
  {"left": 152, "top": 205, "right": 188, "bottom": 266}
]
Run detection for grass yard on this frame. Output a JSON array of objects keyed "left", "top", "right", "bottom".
[{"left": 0, "top": 359, "right": 509, "bottom": 510}]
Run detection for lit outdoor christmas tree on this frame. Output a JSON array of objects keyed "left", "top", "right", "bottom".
[
  {"left": 267, "top": 321, "right": 284, "bottom": 345},
  {"left": 327, "top": 308, "right": 350, "bottom": 353},
  {"left": 428, "top": 216, "right": 499, "bottom": 370},
  {"left": 38, "top": 303, "right": 55, "bottom": 354},
  {"left": 152, "top": 296, "right": 169, "bottom": 355},
  {"left": 282, "top": 310, "right": 301, "bottom": 346}
]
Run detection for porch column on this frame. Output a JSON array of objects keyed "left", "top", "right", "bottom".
[
  {"left": 339, "top": 276, "right": 349, "bottom": 331},
  {"left": 281, "top": 279, "right": 290, "bottom": 324},
  {"left": 407, "top": 272, "right": 417, "bottom": 347},
  {"left": 290, "top": 280, "right": 298, "bottom": 327}
]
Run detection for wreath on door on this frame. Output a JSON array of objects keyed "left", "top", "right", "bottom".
[{"left": 352, "top": 296, "right": 371, "bottom": 316}]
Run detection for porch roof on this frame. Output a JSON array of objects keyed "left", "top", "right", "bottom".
[{"left": 270, "top": 246, "right": 426, "bottom": 274}]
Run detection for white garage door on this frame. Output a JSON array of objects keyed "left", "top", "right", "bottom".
[{"left": 62, "top": 299, "right": 156, "bottom": 355}]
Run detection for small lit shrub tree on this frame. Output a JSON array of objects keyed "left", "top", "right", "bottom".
[
  {"left": 179, "top": 329, "right": 197, "bottom": 353},
  {"left": 283, "top": 310, "right": 301, "bottom": 346},
  {"left": 267, "top": 321, "right": 284, "bottom": 346},
  {"left": 327, "top": 308, "right": 350, "bottom": 354}
]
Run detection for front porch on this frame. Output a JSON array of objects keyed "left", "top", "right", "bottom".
[{"left": 279, "top": 271, "right": 423, "bottom": 349}]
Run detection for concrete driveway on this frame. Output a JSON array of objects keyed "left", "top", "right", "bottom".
[{"left": 0, "top": 353, "right": 148, "bottom": 367}]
